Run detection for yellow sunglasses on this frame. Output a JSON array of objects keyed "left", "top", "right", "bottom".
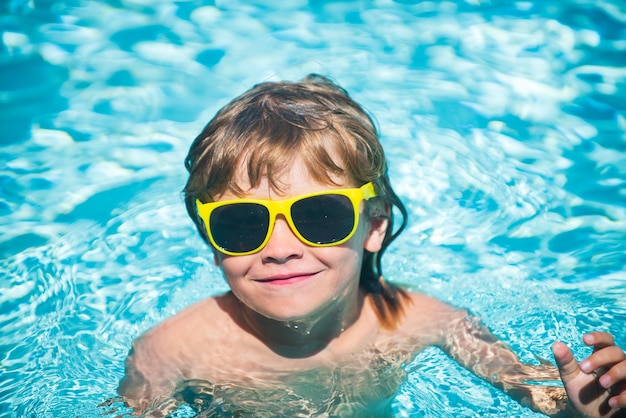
[{"left": 196, "top": 182, "right": 377, "bottom": 256}]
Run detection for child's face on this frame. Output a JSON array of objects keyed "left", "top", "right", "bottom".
[{"left": 213, "top": 156, "right": 388, "bottom": 323}]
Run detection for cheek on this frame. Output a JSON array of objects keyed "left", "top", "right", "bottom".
[
  {"left": 325, "top": 238, "right": 365, "bottom": 276},
  {"left": 218, "top": 256, "right": 251, "bottom": 284},
  {"left": 338, "top": 250, "right": 362, "bottom": 276}
]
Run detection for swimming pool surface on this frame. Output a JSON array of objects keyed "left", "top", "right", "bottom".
[{"left": 1, "top": 0, "right": 625, "bottom": 416}]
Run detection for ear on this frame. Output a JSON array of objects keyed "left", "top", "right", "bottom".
[
  {"left": 363, "top": 216, "right": 388, "bottom": 252},
  {"left": 363, "top": 203, "right": 390, "bottom": 253}
]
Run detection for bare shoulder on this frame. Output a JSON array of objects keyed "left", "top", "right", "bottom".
[
  {"left": 139, "top": 293, "right": 230, "bottom": 346},
  {"left": 119, "top": 293, "right": 237, "bottom": 407},
  {"left": 403, "top": 291, "right": 465, "bottom": 315},
  {"left": 393, "top": 291, "right": 468, "bottom": 344}
]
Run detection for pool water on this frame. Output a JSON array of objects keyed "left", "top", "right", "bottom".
[{"left": 1, "top": 0, "right": 625, "bottom": 416}]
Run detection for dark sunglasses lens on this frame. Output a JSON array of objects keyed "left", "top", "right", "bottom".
[
  {"left": 291, "top": 194, "right": 355, "bottom": 244},
  {"left": 210, "top": 203, "right": 269, "bottom": 253}
]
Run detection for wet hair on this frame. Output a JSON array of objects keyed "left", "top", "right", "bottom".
[{"left": 183, "top": 74, "right": 409, "bottom": 329}]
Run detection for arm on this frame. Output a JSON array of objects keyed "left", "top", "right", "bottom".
[
  {"left": 441, "top": 315, "right": 626, "bottom": 417},
  {"left": 440, "top": 314, "right": 573, "bottom": 416},
  {"left": 118, "top": 346, "right": 153, "bottom": 413},
  {"left": 117, "top": 336, "right": 185, "bottom": 416}
]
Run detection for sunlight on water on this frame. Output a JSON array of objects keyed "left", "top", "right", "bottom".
[{"left": 1, "top": 0, "right": 625, "bottom": 416}]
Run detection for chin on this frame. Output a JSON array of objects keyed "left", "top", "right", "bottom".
[{"left": 260, "top": 307, "right": 317, "bottom": 322}]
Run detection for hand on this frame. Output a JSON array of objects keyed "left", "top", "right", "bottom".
[{"left": 553, "top": 332, "right": 626, "bottom": 417}]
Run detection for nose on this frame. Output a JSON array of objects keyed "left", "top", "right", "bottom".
[{"left": 260, "top": 215, "right": 304, "bottom": 263}]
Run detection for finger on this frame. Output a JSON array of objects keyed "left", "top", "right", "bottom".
[
  {"left": 608, "top": 389, "right": 626, "bottom": 409},
  {"left": 553, "top": 341, "right": 582, "bottom": 383},
  {"left": 583, "top": 332, "right": 615, "bottom": 350},
  {"left": 581, "top": 347, "right": 626, "bottom": 375},
  {"left": 599, "top": 360, "right": 626, "bottom": 390}
]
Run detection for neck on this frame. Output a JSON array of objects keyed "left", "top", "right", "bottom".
[{"left": 236, "top": 289, "right": 366, "bottom": 358}]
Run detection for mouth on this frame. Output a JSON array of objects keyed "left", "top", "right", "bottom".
[{"left": 254, "top": 272, "right": 319, "bottom": 286}]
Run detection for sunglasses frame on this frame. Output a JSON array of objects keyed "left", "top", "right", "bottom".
[{"left": 196, "top": 182, "right": 377, "bottom": 256}]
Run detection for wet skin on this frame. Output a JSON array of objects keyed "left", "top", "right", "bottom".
[{"left": 119, "top": 160, "right": 626, "bottom": 417}]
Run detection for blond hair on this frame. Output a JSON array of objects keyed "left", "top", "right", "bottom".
[{"left": 184, "top": 74, "right": 409, "bottom": 329}]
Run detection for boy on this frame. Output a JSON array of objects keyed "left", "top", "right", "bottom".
[{"left": 119, "top": 74, "right": 626, "bottom": 417}]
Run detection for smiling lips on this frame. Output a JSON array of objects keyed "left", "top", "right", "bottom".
[{"left": 254, "top": 272, "right": 319, "bottom": 286}]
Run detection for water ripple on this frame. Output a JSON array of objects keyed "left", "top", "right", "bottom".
[{"left": 1, "top": 0, "right": 625, "bottom": 416}]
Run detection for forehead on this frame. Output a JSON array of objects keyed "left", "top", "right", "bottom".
[{"left": 229, "top": 153, "right": 351, "bottom": 199}]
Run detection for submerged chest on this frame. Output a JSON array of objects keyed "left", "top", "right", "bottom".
[{"left": 165, "top": 350, "right": 411, "bottom": 417}]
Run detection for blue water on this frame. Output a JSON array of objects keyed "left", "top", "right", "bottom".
[{"left": 1, "top": 0, "right": 625, "bottom": 416}]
